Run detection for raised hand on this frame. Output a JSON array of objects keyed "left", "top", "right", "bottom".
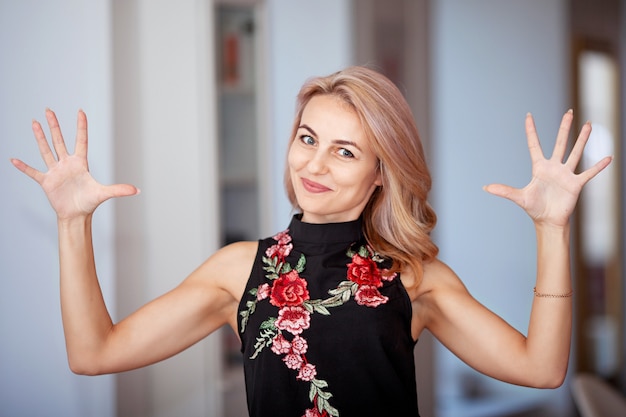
[
  {"left": 483, "top": 110, "right": 612, "bottom": 228},
  {"left": 11, "top": 109, "right": 139, "bottom": 220}
]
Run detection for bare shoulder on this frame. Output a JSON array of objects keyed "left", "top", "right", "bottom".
[
  {"left": 188, "top": 240, "right": 259, "bottom": 303},
  {"left": 407, "top": 258, "right": 471, "bottom": 337},
  {"left": 403, "top": 258, "right": 466, "bottom": 301},
  {"left": 418, "top": 258, "right": 471, "bottom": 306},
  {"left": 422, "top": 258, "right": 466, "bottom": 292}
]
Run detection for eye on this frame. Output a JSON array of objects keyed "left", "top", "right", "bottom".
[
  {"left": 338, "top": 148, "right": 355, "bottom": 158},
  {"left": 299, "top": 134, "right": 316, "bottom": 146}
]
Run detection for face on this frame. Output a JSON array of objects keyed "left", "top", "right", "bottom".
[{"left": 288, "top": 94, "right": 382, "bottom": 224}]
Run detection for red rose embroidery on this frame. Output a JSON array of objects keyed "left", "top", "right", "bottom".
[
  {"left": 347, "top": 253, "right": 383, "bottom": 287},
  {"left": 270, "top": 270, "right": 310, "bottom": 307},
  {"left": 275, "top": 306, "right": 311, "bottom": 335},
  {"left": 354, "top": 284, "right": 389, "bottom": 307}
]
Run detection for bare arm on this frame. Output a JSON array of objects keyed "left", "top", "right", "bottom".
[
  {"left": 415, "top": 110, "right": 611, "bottom": 388},
  {"left": 59, "top": 217, "right": 253, "bottom": 375},
  {"left": 12, "top": 109, "right": 253, "bottom": 375}
]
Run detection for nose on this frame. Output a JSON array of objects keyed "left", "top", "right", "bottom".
[{"left": 307, "top": 149, "right": 329, "bottom": 175}]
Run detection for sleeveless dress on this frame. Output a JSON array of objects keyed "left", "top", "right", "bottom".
[{"left": 238, "top": 215, "right": 420, "bottom": 417}]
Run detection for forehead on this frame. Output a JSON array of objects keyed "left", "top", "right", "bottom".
[{"left": 300, "top": 95, "right": 363, "bottom": 134}]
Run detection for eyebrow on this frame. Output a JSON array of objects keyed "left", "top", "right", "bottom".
[{"left": 298, "top": 124, "right": 362, "bottom": 151}]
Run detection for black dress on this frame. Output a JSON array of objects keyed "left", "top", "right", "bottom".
[{"left": 238, "top": 215, "right": 420, "bottom": 417}]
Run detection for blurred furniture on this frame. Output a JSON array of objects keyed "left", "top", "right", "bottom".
[{"left": 571, "top": 373, "right": 626, "bottom": 417}]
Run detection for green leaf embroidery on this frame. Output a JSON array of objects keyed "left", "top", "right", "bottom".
[
  {"left": 239, "top": 298, "right": 257, "bottom": 333},
  {"left": 308, "top": 379, "right": 338, "bottom": 417},
  {"left": 262, "top": 256, "right": 282, "bottom": 280},
  {"left": 250, "top": 323, "right": 277, "bottom": 360},
  {"left": 295, "top": 253, "right": 306, "bottom": 273}
]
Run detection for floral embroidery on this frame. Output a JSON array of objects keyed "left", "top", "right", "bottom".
[
  {"left": 270, "top": 270, "right": 310, "bottom": 307},
  {"left": 240, "top": 229, "right": 396, "bottom": 417},
  {"left": 275, "top": 305, "right": 311, "bottom": 335}
]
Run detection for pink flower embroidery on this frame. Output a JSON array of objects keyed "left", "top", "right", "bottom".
[
  {"left": 271, "top": 334, "right": 291, "bottom": 355},
  {"left": 275, "top": 306, "right": 311, "bottom": 335},
  {"left": 290, "top": 335, "right": 308, "bottom": 355},
  {"left": 273, "top": 230, "right": 292, "bottom": 245},
  {"left": 355, "top": 284, "right": 389, "bottom": 307},
  {"left": 382, "top": 270, "right": 398, "bottom": 281},
  {"left": 283, "top": 353, "right": 304, "bottom": 370},
  {"left": 265, "top": 230, "right": 293, "bottom": 259},
  {"left": 297, "top": 363, "right": 317, "bottom": 381},
  {"left": 270, "top": 270, "right": 310, "bottom": 307},
  {"left": 303, "top": 408, "right": 323, "bottom": 417},
  {"left": 256, "top": 283, "right": 270, "bottom": 301},
  {"left": 266, "top": 242, "right": 293, "bottom": 259}
]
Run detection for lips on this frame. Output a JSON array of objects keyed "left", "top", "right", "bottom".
[{"left": 301, "top": 178, "right": 332, "bottom": 193}]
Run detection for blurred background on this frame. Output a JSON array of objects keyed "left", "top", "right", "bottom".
[{"left": 1, "top": 0, "right": 624, "bottom": 416}]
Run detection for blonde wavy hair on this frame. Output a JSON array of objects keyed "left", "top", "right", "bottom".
[{"left": 284, "top": 66, "right": 438, "bottom": 285}]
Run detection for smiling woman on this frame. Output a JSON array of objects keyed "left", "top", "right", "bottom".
[
  {"left": 287, "top": 95, "right": 382, "bottom": 224},
  {"left": 284, "top": 68, "right": 439, "bottom": 286},
  {"left": 11, "top": 65, "right": 611, "bottom": 417}
]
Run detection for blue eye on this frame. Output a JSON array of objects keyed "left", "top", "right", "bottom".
[
  {"left": 300, "top": 135, "right": 315, "bottom": 145},
  {"left": 338, "top": 148, "right": 354, "bottom": 158}
]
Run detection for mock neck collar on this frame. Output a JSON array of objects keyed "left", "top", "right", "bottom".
[{"left": 287, "top": 214, "right": 363, "bottom": 244}]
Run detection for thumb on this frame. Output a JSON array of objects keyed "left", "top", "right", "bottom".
[
  {"left": 103, "top": 183, "right": 141, "bottom": 200},
  {"left": 483, "top": 183, "right": 520, "bottom": 204}
]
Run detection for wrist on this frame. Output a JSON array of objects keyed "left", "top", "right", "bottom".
[
  {"left": 534, "top": 220, "right": 570, "bottom": 237},
  {"left": 57, "top": 214, "right": 93, "bottom": 231}
]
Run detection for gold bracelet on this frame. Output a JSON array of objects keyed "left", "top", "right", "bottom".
[{"left": 533, "top": 287, "right": 573, "bottom": 298}]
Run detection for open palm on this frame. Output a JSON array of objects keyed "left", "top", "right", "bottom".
[
  {"left": 484, "top": 110, "right": 612, "bottom": 228},
  {"left": 11, "top": 109, "right": 139, "bottom": 220}
]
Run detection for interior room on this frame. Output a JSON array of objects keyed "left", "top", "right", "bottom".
[{"left": 1, "top": 1, "right": 624, "bottom": 416}]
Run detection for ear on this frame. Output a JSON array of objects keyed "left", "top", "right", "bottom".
[{"left": 374, "top": 162, "right": 384, "bottom": 187}]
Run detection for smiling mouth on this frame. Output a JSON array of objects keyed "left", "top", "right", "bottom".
[{"left": 301, "top": 178, "right": 332, "bottom": 193}]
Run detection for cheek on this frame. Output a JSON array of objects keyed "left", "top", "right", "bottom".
[
  {"left": 287, "top": 143, "right": 305, "bottom": 171},
  {"left": 342, "top": 166, "right": 380, "bottom": 190}
]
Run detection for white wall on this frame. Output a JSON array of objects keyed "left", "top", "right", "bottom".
[
  {"left": 0, "top": 1, "right": 115, "bottom": 416},
  {"left": 430, "top": 1, "right": 572, "bottom": 416}
]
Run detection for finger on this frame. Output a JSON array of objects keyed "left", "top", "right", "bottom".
[
  {"left": 525, "top": 113, "right": 544, "bottom": 164},
  {"left": 483, "top": 183, "right": 523, "bottom": 206},
  {"left": 578, "top": 155, "right": 613, "bottom": 184},
  {"left": 75, "top": 109, "right": 88, "bottom": 159},
  {"left": 45, "top": 108, "right": 69, "bottom": 159},
  {"left": 32, "top": 119, "right": 57, "bottom": 168},
  {"left": 102, "top": 183, "right": 141, "bottom": 200},
  {"left": 11, "top": 158, "right": 45, "bottom": 184},
  {"left": 552, "top": 109, "right": 574, "bottom": 162},
  {"left": 565, "top": 121, "right": 592, "bottom": 171}
]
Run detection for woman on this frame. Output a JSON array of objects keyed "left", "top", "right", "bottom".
[{"left": 11, "top": 66, "right": 611, "bottom": 417}]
